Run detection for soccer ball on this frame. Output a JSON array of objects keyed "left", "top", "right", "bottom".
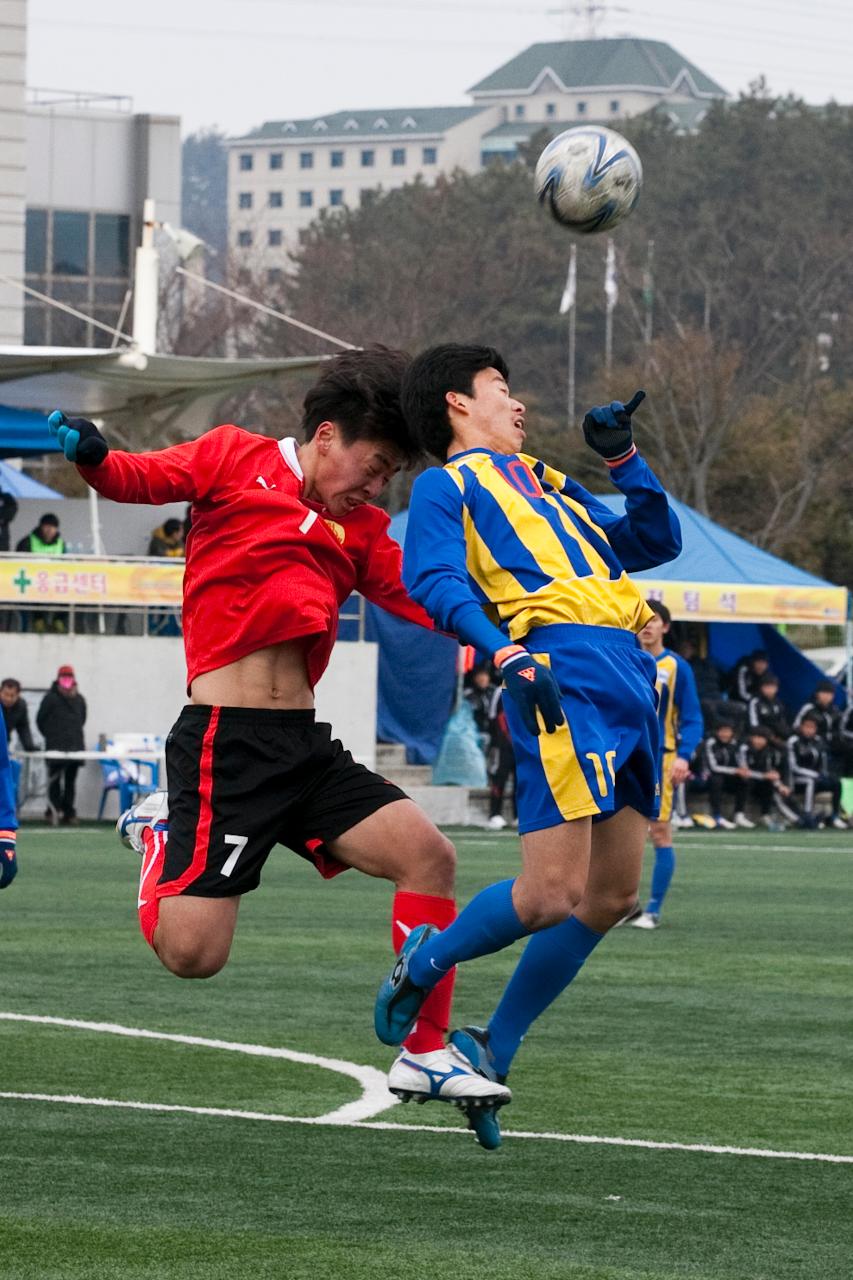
[{"left": 534, "top": 126, "right": 643, "bottom": 234}]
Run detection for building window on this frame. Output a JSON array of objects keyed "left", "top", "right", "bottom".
[
  {"left": 576, "top": 101, "right": 587, "bottom": 115},
  {"left": 268, "top": 229, "right": 282, "bottom": 246},
  {"left": 330, "top": 150, "right": 344, "bottom": 168},
  {"left": 238, "top": 191, "right": 253, "bottom": 209},
  {"left": 52, "top": 210, "right": 89, "bottom": 275},
  {"left": 268, "top": 191, "right": 283, "bottom": 208},
  {"left": 94, "top": 213, "right": 130, "bottom": 277},
  {"left": 268, "top": 267, "right": 283, "bottom": 284},
  {"left": 299, "top": 190, "right": 314, "bottom": 207},
  {"left": 609, "top": 99, "right": 620, "bottom": 114},
  {"left": 299, "top": 151, "right": 314, "bottom": 169},
  {"left": 361, "top": 149, "right": 375, "bottom": 167},
  {"left": 239, "top": 153, "right": 253, "bottom": 171},
  {"left": 25, "top": 209, "right": 47, "bottom": 274},
  {"left": 269, "top": 152, "right": 283, "bottom": 170},
  {"left": 237, "top": 230, "right": 253, "bottom": 247},
  {"left": 422, "top": 146, "right": 437, "bottom": 165},
  {"left": 514, "top": 104, "right": 526, "bottom": 119},
  {"left": 329, "top": 189, "right": 344, "bottom": 206},
  {"left": 391, "top": 147, "right": 406, "bottom": 166},
  {"left": 545, "top": 102, "right": 557, "bottom": 118}
]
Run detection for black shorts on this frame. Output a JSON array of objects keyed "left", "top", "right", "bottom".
[{"left": 157, "top": 705, "right": 407, "bottom": 899}]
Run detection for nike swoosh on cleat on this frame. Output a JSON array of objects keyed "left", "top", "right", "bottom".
[
  {"left": 429, "top": 957, "right": 448, "bottom": 973},
  {"left": 395, "top": 921, "right": 412, "bottom": 938}
]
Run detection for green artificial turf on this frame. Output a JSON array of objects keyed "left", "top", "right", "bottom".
[{"left": 1, "top": 825, "right": 851, "bottom": 1279}]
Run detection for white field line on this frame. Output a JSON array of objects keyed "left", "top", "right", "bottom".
[
  {"left": 1, "top": 1090, "right": 851, "bottom": 1165},
  {"left": 0, "top": 1012, "right": 397, "bottom": 1125},
  {"left": 477, "top": 831, "right": 852, "bottom": 854}
]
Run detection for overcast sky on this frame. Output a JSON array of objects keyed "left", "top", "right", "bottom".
[{"left": 26, "top": 0, "right": 851, "bottom": 136}]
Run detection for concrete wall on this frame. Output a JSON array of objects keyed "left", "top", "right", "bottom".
[
  {"left": 0, "top": 0, "right": 26, "bottom": 344},
  {"left": 6, "top": 632, "right": 379, "bottom": 818}
]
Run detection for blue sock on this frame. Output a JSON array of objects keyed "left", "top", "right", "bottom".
[
  {"left": 646, "top": 846, "right": 676, "bottom": 916},
  {"left": 408, "top": 879, "right": 528, "bottom": 989},
  {"left": 487, "top": 916, "right": 604, "bottom": 1077}
]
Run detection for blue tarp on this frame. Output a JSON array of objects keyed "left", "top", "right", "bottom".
[
  {"left": 368, "top": 495, "right": 847, "bottom": 763},
  {"left": 0, "top": 458, "right": 62, "bottom": 499},
  {"left": 0, "top": 405, "right": 60, "bottom": 459}
]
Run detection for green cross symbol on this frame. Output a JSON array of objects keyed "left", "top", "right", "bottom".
[{"left": 13, "top": 569, "right": 32, "bottom": 594}]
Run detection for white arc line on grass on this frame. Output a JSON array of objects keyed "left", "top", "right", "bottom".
[
  {"left": 1, "top": 1091, "right": 851, "bottom": 1165},
  {"left": 0, "top": 1012, "right": 398, "bottom": 1124}
]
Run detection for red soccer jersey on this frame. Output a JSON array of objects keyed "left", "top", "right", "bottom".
[{"left": 79, "top": 424, "right": 434, "bottom": 689}]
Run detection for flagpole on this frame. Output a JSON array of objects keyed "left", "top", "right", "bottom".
[
  {"left": 643, "top": 237, "right": 654, "bottom": 348},
  {"left": 560, "top": 242, "right": 577, "bottom": 428},
  {"left": 604, "top": 237, "right": 616, "bottom": 376},
  {"left": 568, "top": 295, "right": 576, "bottom": 426}
]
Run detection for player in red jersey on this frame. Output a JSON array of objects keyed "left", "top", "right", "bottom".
[{"left": 48, "top": 348, "right": 510, "bottom": 1136}]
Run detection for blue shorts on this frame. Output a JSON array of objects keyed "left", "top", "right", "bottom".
[{"left": 503, "top": 624, "right": 661, "bottom": 834}]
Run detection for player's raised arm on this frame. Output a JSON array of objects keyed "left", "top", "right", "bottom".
[{"left": 48, "top": 411, "right": 229, "bottom": 505}]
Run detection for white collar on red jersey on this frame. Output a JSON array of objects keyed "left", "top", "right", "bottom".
[{"left": 278, "top": 437, "right": 303, "bottom": 481}]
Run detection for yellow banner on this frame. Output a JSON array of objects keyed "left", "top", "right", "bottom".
[
  {"left": 637, "top": 579, "right": 849, "bottom": 624},
  {"left": 0, "top": 557, "right": 184, "bottom": 607}
]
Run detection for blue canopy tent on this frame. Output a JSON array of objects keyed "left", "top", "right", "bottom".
[
  {"left": 0, "top": 458, "right": 62, "bottom": 499},
  {"left": 0, "top": 405, "right": 60, "bottom": 459},
  {"left": 370, "top": 495, "right": 850, "bottom": 762}
]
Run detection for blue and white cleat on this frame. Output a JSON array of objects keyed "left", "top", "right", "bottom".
[
  {"left": 388, "top": 1046, "right": 511, "bottom": 1151},
  {"left": 117, "top": 791, "right": 169, "bottom": 854},
  {"left": 449, "top": 1025, "right": 509, "bottom": 1151},
  {"left": 374, "top": 922, "right": 438, "bottom": 1046}
]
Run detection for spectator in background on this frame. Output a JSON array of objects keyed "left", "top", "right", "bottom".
[
  {"left": 730, "top": 649, "right": 770, "bottom": 703},
  {"left": 736, "top": 724, "right": 800, "bottom": 831},
  {"left": 747, "top": 672, "right": 791, "bottom": 750},
  {"left": 464, "top": 666, "right": 496, "bottom": 752},
  {"left": 486, "top": 687, "right": 516, "bottom": 832},
  {"left": 703, "top": 720, "right": 743, "bottom": 830},
  {"left": 147, "top": 517, "right": 185, "bottom": 558},
  {"left": 786, "top": 713, "right": 846, "bottom": 830},
  {"left": 1, "top": 677, "right": 37, "bottom": 806},
  {"left": 36, "top": 664, "right": 87, "bottom": 826},
  {"left": 794, "top": 681, "right": 842, "bottom": 755},
  {"left": 16, "top": 512, "right": 67, "bottom": 633},
  {"left": 0, "top": 487, "right": 18, "bottom": 551}
]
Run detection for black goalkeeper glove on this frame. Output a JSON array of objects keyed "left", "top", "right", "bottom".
[
  {"left": 496, "top": 645, "right": 565, "bottom": 737},
  {"left": 48, "top": 410, "right": 109, "bottom": 466},
  {"left": 582, "top": 390, "right": 645, "bottom": 463}
]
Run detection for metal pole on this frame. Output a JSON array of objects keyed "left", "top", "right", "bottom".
[
  {"left": 604, "top": 305, "right": 613, "bottom": 376},
  {"left": 131, "top": 197, "right": 159, "bottom": 355},
  {"left": 567, "top": 296, "right": 576, "bottom": 426}
]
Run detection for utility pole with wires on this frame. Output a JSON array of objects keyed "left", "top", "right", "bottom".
[{"left": 546, "top": 1, "right": 630, "bottom": 39}]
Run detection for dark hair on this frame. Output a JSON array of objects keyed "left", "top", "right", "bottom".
[
  {"left": 799, "top": 712, "right": 820, "bottom": 728},
  {"left": 750, "top": 650, "right": 769, "bottom": 664},
  {"left": 401, "top": 343, "right": 509, "bottom": 459},
  {"left": 715, "top": 720, "right": 735, "bottom": 732},
  {"left": 814, "top": 680, "right": 836, "bottom": 695},
  {"left": 646, "top": 599, "right": 671, "bottom": 626},
  {"left": 39, "top": 512, "right": 59, "bottom": 526},
  {"left": 759, "top": 671, "right": 779, "bottom": 685},
  {"left": 1, "top": 677, "right": 21, "bottom": 691},
  {"left": 301, "top": 345, "right": 418, "bottom": 464},
  {"left": 163, "top": 519, "right": 183, "bottom": 537},
  {"left": 748, "top": 724, "right": 770, "bottom": 738}
]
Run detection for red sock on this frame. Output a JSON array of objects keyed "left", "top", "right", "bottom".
[
  {"left": 392, "top": 890, "right": 457, "bottom": 1054},
  {"left": 137, "top": 826, "right": 168, "bottom": 949}
]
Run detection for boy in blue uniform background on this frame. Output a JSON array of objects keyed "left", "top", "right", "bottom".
[
  {"left": 374, "top": 344, "right": 681, "bottom": 1141},
  {"left": 627, "top": 600, "right": 703, "bottom": 930}
]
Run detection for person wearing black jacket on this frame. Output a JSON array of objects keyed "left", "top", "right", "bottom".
[
  {"left": 36, "top": 665, "right": 87, "bottom": 825},
  {"left": 794, "top": 682, "right": 842, "bottom": 762},
  {"left": 1, "top": 678, "right": 37, "bottom": 751},
  {"left": 0, "top": 488, "right": 18, "bottom": 552},
  {"left": 702, "top": 722, "right": 744, "bottom": 829},
  {"left": 729, "top": 650, "right": 770, "bottom": 703},
  {"left": 786, "top": 714, "right": 846, "bottom": 829},
  {"left": 737, "top": 726, "right": 800, "bottom": 830},
  {"left": 747, "top": 672, "right": 791, "bottom": 750}
]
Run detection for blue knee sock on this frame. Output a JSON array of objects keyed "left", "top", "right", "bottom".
[
  {"left": 408, "top": 878, "right": 528, "bottom": 989},
  {"left": 487, "top": 916, "right": 604, "bottom": 1077},
  {"left": 646, "top": 846, "right": 675, "bottom": 916}
]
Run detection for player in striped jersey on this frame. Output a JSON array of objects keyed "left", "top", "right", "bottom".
[
  {"left": 375, "top": 344, "right": 681, "bottom": 1133},
  {"left": 627, "top": 600, "right": 703, "bottom": 929}
]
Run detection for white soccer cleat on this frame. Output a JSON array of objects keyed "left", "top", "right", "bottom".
[
  {"left": 117, "top": 791, "right": 169, "bottom": 854},
  {"left": 630, "top": 911, "right": 659, "bottom": 930},
  {"left": 715, "top": 816, "right": 737, "bottom": 831},
  {"left": 673, "top": 813, "right": 694, "bottom": 830},
  {"left": 734, "top": 812, "right": 756, "bottom": 829},
  {"left": 387, "top": 1045, "right": 512, "bottom": 1106},
  {"left": 830, "top": 816, "right": 848, "bottom": 830},
  {"left": 486, "top": 814, "right": 507, "bottom": 831}
]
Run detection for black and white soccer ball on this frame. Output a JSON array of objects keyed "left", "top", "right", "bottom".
[{"left": 534, "top": 126, "right": 643, "bottom": 234}]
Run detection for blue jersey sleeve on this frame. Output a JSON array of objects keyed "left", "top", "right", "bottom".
[
  {"left": 542, "top": 451, "right": 682, "bottom": 571},
  {"left": 403, "top": 467, "right": 509, "bottom": 657},
  {"left": 0, "top": 721, "right": 17, "bottom": 833},
  {"left": 674, "top": 653, "right": 704, "bottom": 760}
]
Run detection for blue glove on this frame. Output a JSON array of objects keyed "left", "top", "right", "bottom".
[
  {"left": 0, "top": 831, "right": 17, "bottom": 889},
  {"left": 48, "top": 410, "right": 109, "bottom": 466},
  {"left": 498, "top": 648, "right": 565, "bottom": 736},
  {"left": 582, "top": 390, "right": 645, "bottom": 462}
]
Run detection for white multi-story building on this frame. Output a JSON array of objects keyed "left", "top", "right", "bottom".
[{"left": 226, "top": 37, "right": 727, "bottom": 265}]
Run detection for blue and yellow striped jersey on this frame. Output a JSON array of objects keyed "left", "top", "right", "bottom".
[
  {"left": 403, "top": 446, "right": 682, "bottom": 656},
  {"left": 653, "top": 649, "right": 704, "bottom": 757}
]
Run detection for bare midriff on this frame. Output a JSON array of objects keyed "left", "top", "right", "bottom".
[{"left": 190, "top": 640, "right": 313, "bottom": 710}]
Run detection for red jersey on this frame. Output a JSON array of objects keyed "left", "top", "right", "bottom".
[{"left": 79, "top": 425, "right": 433, "bottom": 689}]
